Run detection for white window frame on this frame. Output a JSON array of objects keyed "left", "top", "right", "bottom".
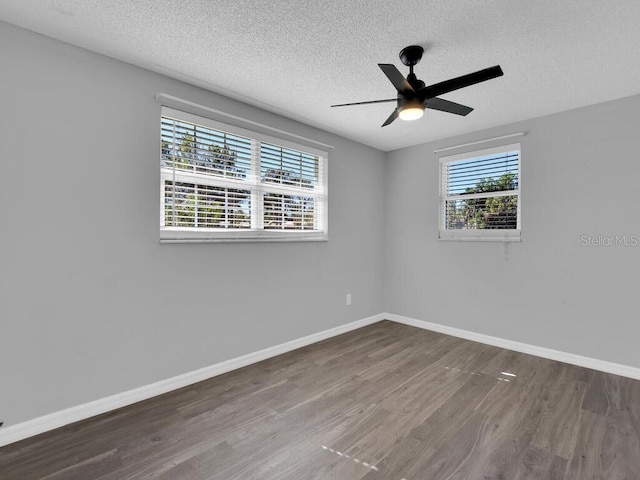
[
  {"left": 160, "top": 107, "right": 328, "bottom": 243},
  {"left": 439, "top": 143, "right": 521, "bottom": 242}
]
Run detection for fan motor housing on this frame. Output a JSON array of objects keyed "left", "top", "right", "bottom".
[{"left": 397, "top": 94, "right": 423, "bottom": 109}]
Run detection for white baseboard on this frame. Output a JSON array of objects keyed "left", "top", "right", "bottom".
[
  {"left": 384, "top": 312, "right": 640, "bottom": 381},
  {"left": 4, "top": 311, "right": 639, "bottom": 448},
  {"left": 0, "top": 313, "right": 385, "bottom": 448}
]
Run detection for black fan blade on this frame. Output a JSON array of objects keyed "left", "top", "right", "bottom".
[
  {"left": 331, "top": 98, "right": 397, "bottom": 107},
  {"left": 382, "top": 108, "right": 399, "bottom": 127},
  {"left": 378, "top": 64, "right": 414, "bottom": 94},
  {"left": 418, "top": 65, "right": 503, "bottom": 99},
  {"left": 425, "top": 97, "right": 473, "bottom": 116}
]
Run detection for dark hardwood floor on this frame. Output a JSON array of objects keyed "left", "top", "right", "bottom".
[{"left": 2, "top": 321, "right": 640, "bottom": 479}]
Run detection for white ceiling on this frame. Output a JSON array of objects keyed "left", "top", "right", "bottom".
[{"left": 2, "top": 0, "right": 640, "bottom": 151}]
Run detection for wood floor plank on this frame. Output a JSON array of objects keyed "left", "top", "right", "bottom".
[
  {"left": 40, "top": 448, "right": 122, "bottom": 480},
  {"left": 564, "top": 409, "right": 640, "bottom": 480},
  {"left": 581, "top": 370, "right": 621, "bottom": 416},
  {"left": 618, "top": 374, "right": 640, "bottom": 427},
  {"left": 441, "top": 381, "right": 547, "bottom": 479},
  {"left": 414, "top": 411, "right": 490, "bottom": 479},
  {"left": 359, "top": 435, "right": 435, "bottom": 480},
  {"left": 153, "top": 441, "right": 235, "bottom": 480},
  {"left": 409, "top": 372, "right": 497, "bottom": 446},
  {"left": 530, "top": 379, "right": 587, "bottom": 459},
  {"left": 2, "top": 320, "right": 640, "bottom": 480},
  {"left": 514, "top": 445, "right": 568, "bottom": 480}
]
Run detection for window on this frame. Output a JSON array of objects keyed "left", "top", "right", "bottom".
[
  {"left": 160, "top": 107, "right": 328, "bottom": 242},
  {"left": 439, "top": 143, "right": 521, "bottom": 241}
]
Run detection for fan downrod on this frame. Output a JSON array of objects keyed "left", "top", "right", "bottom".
[{"left": 399, "top": 45, "right": 424, "bottom": 67}]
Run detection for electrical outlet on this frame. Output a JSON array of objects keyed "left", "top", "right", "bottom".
[{"left": 346, "top": 293, "right": 352, "bottom": 306}]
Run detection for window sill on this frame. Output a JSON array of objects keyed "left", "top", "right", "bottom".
[
  {"left": 439, "top": 230, "right": 521, "bottom": 242},
  {"left": 160, "top": 230, "right": 328, "bottom": 243}
]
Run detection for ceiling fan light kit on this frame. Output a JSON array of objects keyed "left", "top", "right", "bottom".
[
  {"left": 398, "top": 98, "right": 424, "bottom": 121},
  {"left": 331, "top": 45, "right": 503, "bottom": 127}
]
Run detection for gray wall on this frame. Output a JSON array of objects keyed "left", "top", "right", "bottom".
[
  {"left": 385, "top": 94, "right": 640, "bottom": 368},
  {"left": 0, "top": 22, "right": 386, "bottom": 426}
]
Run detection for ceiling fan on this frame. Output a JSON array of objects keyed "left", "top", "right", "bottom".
[{"left": 331, "top": 45, "right": 503, "bottom": 127}]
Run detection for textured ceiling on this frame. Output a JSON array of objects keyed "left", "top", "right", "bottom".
[{"left": 2, "top": 0, "right": 640, "bottom": 151}]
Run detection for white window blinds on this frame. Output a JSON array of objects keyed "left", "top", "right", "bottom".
[
  {"left": 160, "top": 107, "right": 328, "bottom": 242},
  {"left": 439, "top": 143, "right": 521, "bottom": 241}
]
